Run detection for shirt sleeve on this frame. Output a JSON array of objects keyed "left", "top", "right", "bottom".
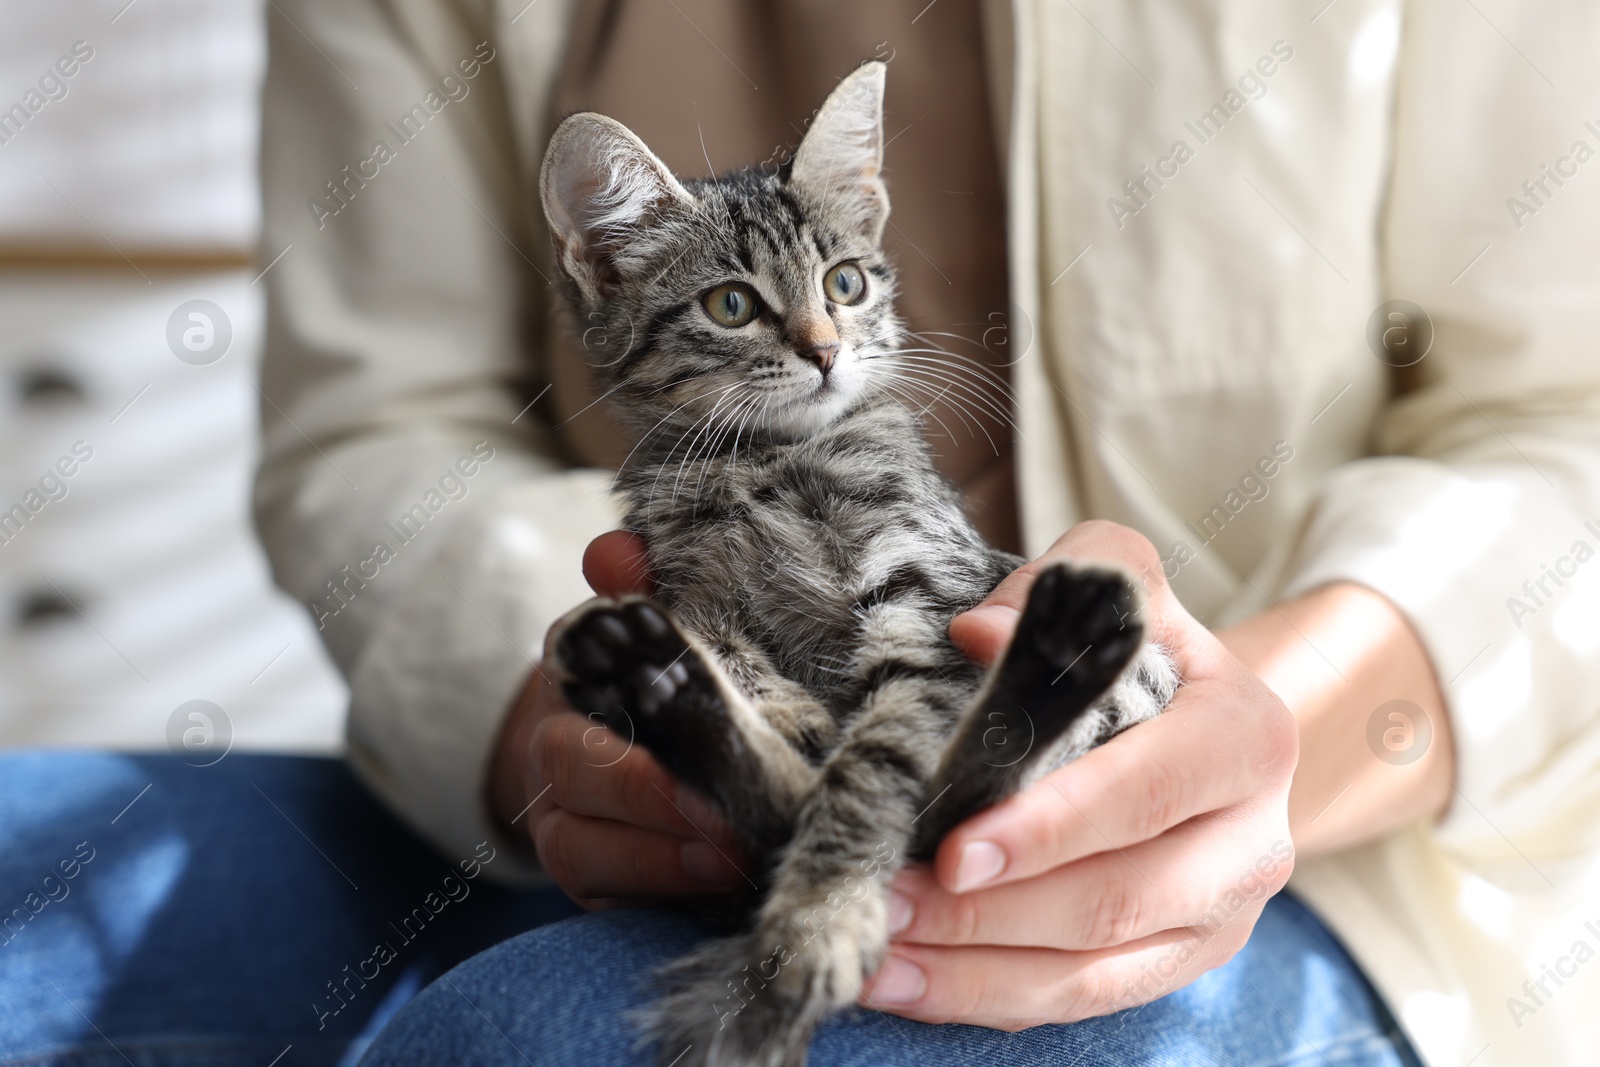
[
  {"left": 1278, "top": 0, "right": 1600, "bottom": 853},
  {"left": 254, "top": 0, "right": 611, "bottom": 880}
]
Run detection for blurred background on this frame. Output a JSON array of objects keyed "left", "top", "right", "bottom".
[{"left": 0, "top": 0, "right": 344, "bottom": 752}]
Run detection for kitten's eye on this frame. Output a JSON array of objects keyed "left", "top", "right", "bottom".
[
  {"left": 703, "top": 283, "right": 759, "bottom": 327},
  {"left": 823, "top": 262, "right": 866, "bottom": 305}
]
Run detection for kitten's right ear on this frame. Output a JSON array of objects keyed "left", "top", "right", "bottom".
[{"left": 540, "top": 113, "right": 695, "bottom": 302}]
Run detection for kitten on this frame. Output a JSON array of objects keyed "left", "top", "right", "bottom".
[{"left": 540, "top": 61, "right": 1178, "bottom": 1067}]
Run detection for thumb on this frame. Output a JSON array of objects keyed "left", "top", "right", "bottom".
[
  {"left": 950, "top": 520, "right": 1172, "bottom": 666},
  {"left": 948, "top": 578, "right": 1029, "bottom": 667},
  {"left": 582, "top": 530, "right": 654, "bottom": 598}
]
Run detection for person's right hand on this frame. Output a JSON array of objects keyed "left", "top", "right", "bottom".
[{"left": 489, "top": 531, "right": 749, "bottom": 908}]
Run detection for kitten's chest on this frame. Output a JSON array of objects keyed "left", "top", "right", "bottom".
[
  {"left": 639, "top": 423, "right": 946, "bottom": 622},
  {"left": 658, "top": 460, "right": 902, "bottom": 620},
  {"left": 627, "top": 406, "right": 998, "bottom": 692}
]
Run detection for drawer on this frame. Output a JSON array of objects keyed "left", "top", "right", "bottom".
[{"left": 0, "top": 268, "right": 346, "bottom": 752}]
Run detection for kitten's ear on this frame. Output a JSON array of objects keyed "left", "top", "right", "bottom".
[
  {"left": 540, "top": 113, "right": 696, "bottom": 301},
  {"left": 790, "top": 61, "right": 888, "bottom": 242}
]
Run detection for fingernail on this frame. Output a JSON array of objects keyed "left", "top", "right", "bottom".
[
  {"left": 675, "top": 785, "right": 727, "bottom": 837},
  {"left": 868, "top": 955, "right": 926, "bottom": 1005},
  {"left": 887, "top": 891, "right": 914, "bottom": 936},
  {"left": 680, "top": 840, "right": 734, "bottom": 884},
  {"left": 952, "top": 841, "right": 1007, "bottom": 892}
]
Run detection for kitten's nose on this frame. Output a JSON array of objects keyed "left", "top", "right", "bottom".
[{"left": 800, "top": 342, "right": 839, "bottom": 375}]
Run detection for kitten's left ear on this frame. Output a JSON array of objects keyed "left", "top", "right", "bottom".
[
  {"left": 541, "top": 113, "right": 697, "bottom": 302},
  {"left": 790, "top": 61, "right": 888, "bottom": 242}
]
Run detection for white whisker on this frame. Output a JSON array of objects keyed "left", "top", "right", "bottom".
[
  {"left": 883, "top": 357, "right": 1018, "bottom": 432},
  {"left": 878, "top": 378, "right": 986, "bottom": 450},
  {"left": 878, "top": 361, "right": 1016, "bottom": 435}
]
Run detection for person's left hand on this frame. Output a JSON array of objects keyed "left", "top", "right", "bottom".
[{"left": 860, "top": 520, "right": 1299, "bottom": 1028}]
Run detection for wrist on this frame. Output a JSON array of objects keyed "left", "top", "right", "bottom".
[{"left": 1217, "top": 581, "right": 1454, "bottom": 856}]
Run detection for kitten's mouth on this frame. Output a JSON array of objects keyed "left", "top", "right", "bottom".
[{"left": 804, "top": 379, "right": 836, "bottom": 403}]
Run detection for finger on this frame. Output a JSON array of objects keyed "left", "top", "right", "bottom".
[
  {"left": 529, "top": 711, "right": 735, "bottom": 841},
  {"left": 533, "top": 809, "right": 748, "bottom": 900},
  {"left": 861, "top": 915, "right": 1255, "bottom": 1028},
  {"left": 495, "top": 667, "right": 558, "bottom": 835},
  {"left": 933, "top": 673, "right": 1297, "bottom": 892},
  {"left": 950, "top": 520, "right": 1176, "bottom": 665},
  {"left": 893, "top": 817, "right": 1293, "bottom": 951},
  {"left": 583, "top": 530, "right": 654, "bottom": 598}
]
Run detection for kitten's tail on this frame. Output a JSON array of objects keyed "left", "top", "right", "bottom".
[{"left": 635, "top": 930, "right": 833, "bottom": 1067}]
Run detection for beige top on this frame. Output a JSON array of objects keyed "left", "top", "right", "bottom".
[{"left": 256, "top": 2, "right": 1600, "bottom": 1064}]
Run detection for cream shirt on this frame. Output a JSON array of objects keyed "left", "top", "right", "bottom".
[{"left": 256, "top": 2, "right": 1600, "bottom": 1064}]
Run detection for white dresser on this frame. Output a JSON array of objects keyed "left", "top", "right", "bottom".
[{"left": 0, "top": 0, "right": 345, "bottom": 752}]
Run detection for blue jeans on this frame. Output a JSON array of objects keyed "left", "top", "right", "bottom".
[{"left": 0, "top": 753, "right": 1420, "bottom": 1066}]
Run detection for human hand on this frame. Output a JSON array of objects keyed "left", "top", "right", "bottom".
[
  {"left": 490, "top": 531, "right": 749, "bottom": 908},
  {"left": 861, "top": 520, "right": 1299, "bottom": 1028}
]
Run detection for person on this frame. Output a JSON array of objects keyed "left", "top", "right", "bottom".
[{"left": 3, "top": 1, "right": 1595, "bottom": 1065}]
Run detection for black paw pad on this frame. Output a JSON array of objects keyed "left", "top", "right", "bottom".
[
  {"left": 556, "top": 601, "right": 714, "bottom": 730},
  {"left": 1009, "top": 564, "right": 1143, "bottom": 691}
]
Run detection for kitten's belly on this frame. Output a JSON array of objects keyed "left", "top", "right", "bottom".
[
  {"left": 671, "top": 557, "right": 879, "bottom": 664},
  {"left": 659, "top": 532, "right": 975, "bottom": 705}
]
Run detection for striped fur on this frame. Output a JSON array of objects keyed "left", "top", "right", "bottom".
[{"left": 540, "top": 62, "right": 1178, "bottom": 1067}]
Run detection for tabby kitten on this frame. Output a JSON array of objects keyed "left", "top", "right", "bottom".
[{"left": 540, "top": 61, "right": 1178, "bottom": 1067}]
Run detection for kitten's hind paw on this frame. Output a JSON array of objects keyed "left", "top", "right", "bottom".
[
  {"left": 911, "top": 562, "right": 1150, "bottom": 857},
  {"left": 553, "top": 599, "right": 794, "bottom": 848},
  {"left": 553, "top": 599, "right": 714, "bottom": 739},
  {"left": 1009, "top": 562, "right": 1145, "bottom": 697}
]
